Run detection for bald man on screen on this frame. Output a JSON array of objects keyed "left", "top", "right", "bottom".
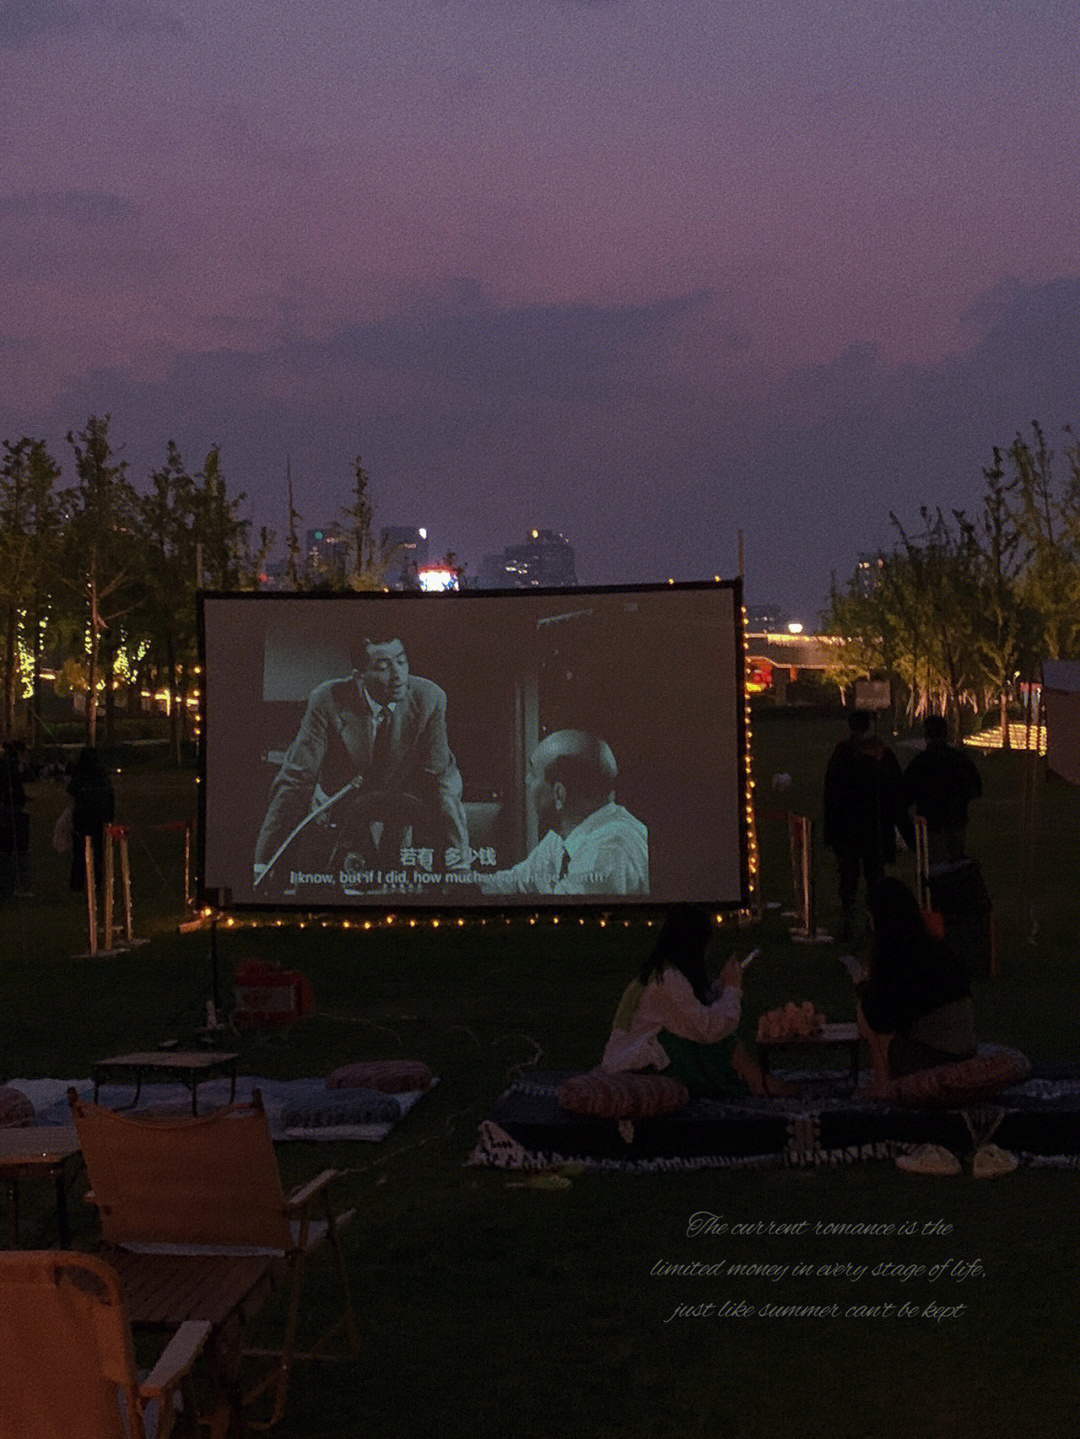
[{"left": 481, "top": 729, "right": 649, "bottom": 897}]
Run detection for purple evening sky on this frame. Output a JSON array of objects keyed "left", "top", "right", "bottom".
[{"left": 2, "top": 0, "right": 1079, "bottom": 613}]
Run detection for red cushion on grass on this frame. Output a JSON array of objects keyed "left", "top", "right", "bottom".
[
  {"left": 888, "top": 1049, "right": 1030, "bottom": 1108},
  {"left": 326, "top": 1060, "right": 434, "bottom": 1093},
  {"left": 557, "top": 1070, "right": 689, "bottom": 1119},
  {"left": 0, "top": 1087, "right": 34, "bottom": 1127}
]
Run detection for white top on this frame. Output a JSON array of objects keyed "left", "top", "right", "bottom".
[
  {"left": 600, "top": 968, "right": 741, "bottom": 1074},
  {"left": 481, "top": 802, "right": 649, "bottom": 897}
]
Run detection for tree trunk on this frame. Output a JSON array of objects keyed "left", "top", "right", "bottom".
[
  {"left": 103, "top": 627, "right": 116, "bottom": 750},
  {"left": 2, "top": 602, "right": 15, "bottom": 740},
  {"left": 1000, "top": 690, "right": 1011, "bottom": 750},
  {"left": 87, "top": 579, "right": 99, "bottom": 748},
  {"left": 30, "top": 603, "right": 41, "bottom": 750},
  {"left": 179, "top": 661, "right": 190, "bottom": 751},
  {"left": 166, "top": 630, "right": 180, "bottom": 764}
]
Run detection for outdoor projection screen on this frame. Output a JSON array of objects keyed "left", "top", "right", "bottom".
[{"left": 198, "top": 583, "right": 749, "bottom": 910}]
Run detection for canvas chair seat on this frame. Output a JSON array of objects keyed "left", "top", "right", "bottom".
[
  {"left": 0, "top": 1250, "right": 210, "bottom": 1439},
  {"left": 119, "top": 1217, "right": 331, "bottom": 1259},
  {"left": 69, "top": 1089, "right": 360, "bottom": 1431}
]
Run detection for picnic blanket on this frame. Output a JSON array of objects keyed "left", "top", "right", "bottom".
[
  {"left": 5, "top": 1075, "right": 434, "bottom": 1142},
  {"left": 467, "top": 1065, "right": 1080, "bottom": 1173}
]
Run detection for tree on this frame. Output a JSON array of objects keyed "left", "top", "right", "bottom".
[
  {"left": 974, "top": 449, "right": 1036, "bottom": 746},
  {"left": 139, "top": 441, "right": 198, "bottom": 760},
  {"left": 0, "top": 438, "right": 62, "bottom": 740},
  {"left": 339, "top": 453, "right": 388, "bottom": 591},
  {"left": 193, "top": 445, "right": 256, "bottom": 590},
  {"left": 341, "top": 453, "right": 373, "bottom": 580},
  {"left": 824, "top": 511, "right": 986, "bottom": 733},
  {"left": 1001, "top": 423, "right": 1080, "bottom": 663},
  {"left": 821, "top": 558, "right": 904, "bottom": 704},
  {"left": 285, "top": 459, "right": 303, "bottom": 590},
  {"left": 139, "top": 440, "right": 262, "bottom": 758},
  {"left": 890, "top": 508, "right": 984, "bottom": 733},
  {"left": 63, "top": 415, "right": 141, "bottom": 747}
]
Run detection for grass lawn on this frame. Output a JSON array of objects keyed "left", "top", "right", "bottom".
[{"left": 1, "top": 713, "right": 1077, "bottom": 1437}]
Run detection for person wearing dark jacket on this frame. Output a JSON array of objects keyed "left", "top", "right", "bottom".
[
  {"left": 855, "top": 877, "right": 976, "bottom": 1084},
  {"left": 823, "top": 710, "right": 915, "bottom": 941},
  {"left": 902, "top": 714, "right": 982, "bottom": 863},
  {"left": 0, "top": 741, "right": 31, "bottom": 897},
  {"left": 67, "top": 748, "right": 115, "bottom": 892},
  {"left": 854, "top": 877, "right": 1017, "bottom": 1177}
]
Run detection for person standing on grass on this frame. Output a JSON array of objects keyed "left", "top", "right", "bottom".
[
  {"left": 67, "top": 748, "right": 115, "bottom": 892},
  {"left": 0, "top": 741, "right": 32, "bottom": 898},
  {"left": 823, "top": 710, "right": 914, "bottom": 942},
  {"left": 902, "top": 714, "right": 983, "bottom": 864}
]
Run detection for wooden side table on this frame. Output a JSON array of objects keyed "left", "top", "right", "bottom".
[
  {"left": 0, "top": 1125, "right": 82, "bottom": 1247},
  {"left": 93, "top": 1052, "right": 240, "bottom": 1115},
  {"left": 106, "top": 1247, "right": 275, "bottom": 1436},
  {"left": 757, "top": 1022, "right": 861, "bottom": 1086}
]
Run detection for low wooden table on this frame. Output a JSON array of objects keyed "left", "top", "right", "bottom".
[
  {"left": 0, "top": 1125, "right": 82, "bottom": 1247},
  {"left": 107, "top": 1247, "right": 275, "bottom": 1436},
  {"left": 93, "top": 1051, "right": 240, "bottom": 1115},
  {"left": 757, "top": 1022, "right": 861, "bottom": 1086}
]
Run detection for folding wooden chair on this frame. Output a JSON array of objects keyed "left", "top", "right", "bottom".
[
  {"left": 0, "top": 1250, "right": 209, "bottom": 1439},
  {"left": 69, "top": 1089, "right": 360, "bottom": 1430}
]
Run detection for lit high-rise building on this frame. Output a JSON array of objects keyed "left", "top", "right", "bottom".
[
  {"left": 478, "top": 528, "right": 578, "bottom": 590},
  {"left": 305, "top": 526, "right": 349, "bottom": 585}
]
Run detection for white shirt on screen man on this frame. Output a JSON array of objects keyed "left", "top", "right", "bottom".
[{"left": 482, "top": 801, "right": 649, "bottom": 897}]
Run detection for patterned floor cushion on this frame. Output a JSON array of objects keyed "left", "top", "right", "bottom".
[
  {"left": 557, "top": 1069, "right": 689, "bottom": 1119},
  {"left": 280, "top": 1087, "right": 403, "bottom": 1128},
  {"left": 326, "top": 1060, "right": 434, "bottom": 1092},
  {"left": 887, "top": 1048, "right": 1031, "bottom": 1108},
  {"left": 0, "top": 1086, "right": 33, "bottom": 1127}
]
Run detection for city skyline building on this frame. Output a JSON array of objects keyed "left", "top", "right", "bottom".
[
  {"left": 477, "top": 528, "right": 578, "bottom": 590},
  {"left": 305, "top": 525, "right": 350, "bottom": 585}
]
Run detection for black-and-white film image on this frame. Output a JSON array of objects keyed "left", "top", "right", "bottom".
[{"left": 200, "top": 584, "right": 747, "bottom": 909}]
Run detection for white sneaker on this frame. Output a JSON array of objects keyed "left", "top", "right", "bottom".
[
  {"left": 896, "top": 1143, "right": 961, "bottom": 1176},
  {"left": 972, "top": 1143, "right": 1019, "bottom": 1179}
]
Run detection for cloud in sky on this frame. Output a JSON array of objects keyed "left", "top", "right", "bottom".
[
  {"left": 4, "top": 0, "right": 1080, "bottom": 607},
  {"left": 298, "top": 288, "right": 712, "bottom": 406},
  {"left": 0, "top": 189, "right": 134, "bottom": 224},
  {"left": 0, "top": 0, "right": 183, "bottom": 46},
  {"left": 4, "top": 273, "right": 1079, "bottom": 610},
  {"left": 0, "top": 187, "right": 166, "bottom": 286},
  {"left": 0, "top": 0, "right": 79, "bottom": 48}
]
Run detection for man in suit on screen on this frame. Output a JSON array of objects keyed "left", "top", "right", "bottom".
[{"left": 253, "top": 635, "right": 468, "bottom": 890}]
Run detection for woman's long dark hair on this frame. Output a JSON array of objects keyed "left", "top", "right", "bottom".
[
  {"left": 638, "top": 904, "right": 714, "bottom": 1004},
  {"left": 70, "top": 746, "right": 104, "bottom": 779},
  {"left": 868, "top": 876, "right": 941, "bottom": 981}
]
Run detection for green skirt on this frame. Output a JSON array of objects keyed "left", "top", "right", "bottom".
[{"left": 657, "top": 1030, "right": 749, "bottom": 1099}]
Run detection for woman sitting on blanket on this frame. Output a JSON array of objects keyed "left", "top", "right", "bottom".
[
  {"left": 855, "top": 877, "right": 976, "bottom": 1091},
  {"left": 601, "top": 904, "right": 791, "bottom": 1098}
]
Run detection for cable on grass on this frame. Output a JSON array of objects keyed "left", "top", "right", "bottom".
[
  {"left": 335, "top": 1103, "right": 482, "bottom": 1180},
  {"left": 313, "top": 1012, "right": 406, "bottom": 1047},
  {"left": 445, "top": 1024, "right": 483, "bottom": 1049},
  {"left": 491, "top": 1033, "right": 543, "bottom": 1080}
]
